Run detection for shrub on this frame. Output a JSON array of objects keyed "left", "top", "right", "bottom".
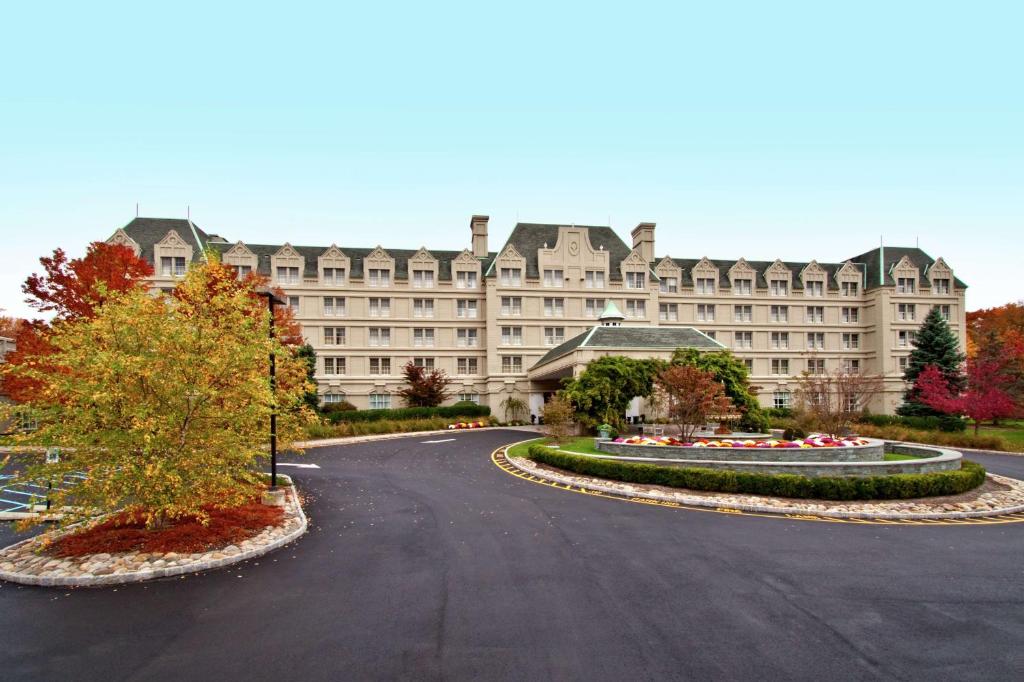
[
  {"left": 524, "top": 446, "right": 986, "bottom": 501},
  {"left": 321, "top": 401, "right": 358, "bottom": 415},
  {"left": 324, "top": 404, "right": 490, "bottom": 424},
  {"left": 764, "top": 407, "right": 793, "bottom": 419},
  {"left": 852, "top": 424, "right": 1006, "bottom": 451},
  {"left": 306, "top": 416, "right": 492, "bottom": 439},
  {"left": 859, "top": 414, "right": 967, "bottom": 432},
  {"left": 782, "top": 427, "right": 807, "bottom": 440}
]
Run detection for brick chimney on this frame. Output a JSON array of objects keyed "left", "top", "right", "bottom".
[
  {"left": 631, "top": 222, "right": 655, "bottom": 262},
  {"left": 470, "top": 215, "right": 489, "bottom": 258}
]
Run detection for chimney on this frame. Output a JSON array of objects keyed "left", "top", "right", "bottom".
[
  {"left": 470, "top": 215, "right": 489, "bottom": 258},
  {"left": 631, "top": 222, "right": 655, "bottom": 262}
]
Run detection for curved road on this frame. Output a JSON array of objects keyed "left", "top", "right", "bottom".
[{"left": 1, "top": 429, "right": 1022, "bottom": 681}]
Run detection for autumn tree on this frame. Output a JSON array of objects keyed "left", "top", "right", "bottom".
[
  {"left": 541, "top": 394, "right": 576, "bottom": 443},
  {"left": 0, "top": 260, "right": 315, "bottom": 528},
  {"left": 0, "top": 315, "right": 26, "bottom": 339},
  {"left": 398, "top": 361, "right": 453, "bottom": 407},
  {"left": 672, "top": 348, "right": 768, "bottom": 432},
  {"left": 916, "top": 362, "right": 1018, "bottom": 434},
  {"left": 654, "top": 364, "right": 732, "bottom": 441},
  {"left": 899, "top": 306, "right": 966, "bottom": 416},
  {"left": 795, "top": 370, "right": 883, "bottom": 437}
]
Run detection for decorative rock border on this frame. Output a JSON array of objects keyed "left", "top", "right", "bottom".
[
  {"left": 0, "top": 486, "right": 307, "bottom": 588},
  {"left": 501, "top": 442, "right": 1024, "bottom": 520}
]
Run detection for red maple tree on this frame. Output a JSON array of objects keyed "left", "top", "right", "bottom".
[{"left": 915, "top": 362, "right": 1017, "bottom": 434}]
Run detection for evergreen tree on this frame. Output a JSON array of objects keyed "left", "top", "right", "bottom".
[
  {"left": 898, "top": 306, "right": 966, "bottom": 416},
  {"left": 295, "top": 343, "right": 320, "bottom": 411}
]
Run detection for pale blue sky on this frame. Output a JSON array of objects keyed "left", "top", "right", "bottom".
[{"left": 1, "top": 1, "right": 1021, "bottom": 318}]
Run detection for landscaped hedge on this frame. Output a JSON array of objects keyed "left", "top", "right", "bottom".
[
  {"left": 860, "top": 414, "right": 967, "bottom": 433},
  {"left": 525, "top": 445, "right": 986, "bottom": 501},
  {"left": 324, "top": 403, "right": 491, "bottom": 424}
]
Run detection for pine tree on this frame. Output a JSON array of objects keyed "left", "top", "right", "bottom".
[{"left": 898, "top": 306, "right": 966, "bottom": 416}]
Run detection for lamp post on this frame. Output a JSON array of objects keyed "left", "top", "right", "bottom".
[{"left": 255, "top": 287, "right": 288, "bottom": 489}]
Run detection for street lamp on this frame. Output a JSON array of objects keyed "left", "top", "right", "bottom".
[{"left": 255, "top": 286, "right": 288, "bottom": 489}]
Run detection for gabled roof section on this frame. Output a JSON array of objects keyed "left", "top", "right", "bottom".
[
  {"left": 672, "top": 257, "right": 863, "bottom": 291},
  {"left": 531, "top": 325, "right": 725, "bottom": 371},
  {"left": 116, "top": 217, "right": 210, "bottom": 264},
  {"left": 845, "top": 246, "right": 967, "bottom": 290},
  {"left": 495, "top": 223, "right": 632, "bottom": 280}
]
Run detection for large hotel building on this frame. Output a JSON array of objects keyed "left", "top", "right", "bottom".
[{"left": 106, "top": 216, "right": 966, "bottom": 419}]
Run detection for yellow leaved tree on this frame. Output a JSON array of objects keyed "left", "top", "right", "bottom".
[{"left": 1, "top": 256, "right": 315, "bottom": 527}]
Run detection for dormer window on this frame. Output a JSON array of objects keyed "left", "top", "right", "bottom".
[
  {"left": 841, "top": 281, "right": 859, "bottom": 297},
  {"left": 500, "top": 268, "right": 522, "bottom": 287},
  {"left": 161, "top": 256, "right": 187, "bottom": 277},
  {"left": 933, "top": 278, "right": 950, "bottom": 294},
  {"left": 368, "top": 269, "right": 390, "bottom": 287},
  {"left": 585, "top": 270, "right": 605, "bottom": 289},
  {"left": 660, "top": 277, "right": 678, "bottom": 293},
  {"left": 696, "top": 277, "right": 715, "bottom": 294},
  {"left": 626, "top": 272, "right": 646, "bottom": 289},
  {"left": 543, "top": 269, "right": 564, "bottom": 287},
  {"left": 323, "top": 267, "right": 345, "bottom": 285},
  {"left": 232, "top": 264, "right": 252, "bottom": 279},
  {"left": 733, "top": 278, "right": 752, "bottom": 295},
  {"left": 897, "top": 277, "right": 916, "bottom": 294},
  {"left": 770, "top": 279, "right": 789, "bottom": 296},
  {"left": 412, "top": 269, "right": 434, "bottom": 288},
  {"left": 276, "top": 266, "right": 299, "bottom": 285},
  {"left": 805, "top": 281, "right": 823, "bottom": 297},
  {"left": 456, "top": 271, "right": 477, "bottom": 289}
]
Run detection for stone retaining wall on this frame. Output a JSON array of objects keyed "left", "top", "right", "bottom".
[{"left": 596, "top": 438, "right": 887, "bottom": 462}]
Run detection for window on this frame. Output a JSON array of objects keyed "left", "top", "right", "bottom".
[
  {"left": 500, "top": 296, "right": 522, "bottom": 316},
  {"left": 369, "top": 358, "right": 391, "bottom": 375},
  {"left": 543, "top": 269, "right": 564, "bottom": 287},
  {"left": 696, "top": 304, "right": 715, "bottom": 322},
  {"left": 806, "top": 306, "right": 824, "bottom": 324},
  {"left": 841, "top": 281, "right": 859, "bottom": 297},
  {"left": 897, "top": 277, "right": 916, "bottom": 294},
  {"left": 544, "top": 327, "right": 565, "bottom": 345},
  {"left": 771, "top": 331, "right": 789, "bottom": 350},
  {"left": 936, "top": 304, "right": 951, "bottom": 321},
  {"left": 842, "top": 393, "right": 859, "bottom": 411},
  {"left": 770, "top": 280, "right": 789, "bottom": 296},
  {"left": 323, "top": 267, "right": 345, "bottom": 285},
  {"left": 585, "top": 298, "right": 606, "bottom": 317},
  {"left": 771, "top": 358, "right": 790, "bottom": 376},
  {"left": 369, "top": 393, "right": 391, "bottom": 409},
  {"left": 322, "top": 393, "right": 346, "bottom": 404},
  {"left": 696, "top": 277, "right": 716, "bottom": 294},
  {"left": 586, "top": 270, "right": 606, "bottom": 289},
  {"left": 323, "top": 327, "right": 345, "bottom": 345},
  {"left": 501, "top": 355, "right": 523, "bottom": 373},
  {"left": 456, "top": 328, "right": 478, "bottom": 347},
  {"left": 773, "top": 390, "right": 792, "bottom": 409},
  {"left": 933, "top": 278, "right": 951, "bottom": 294},
  {"left": 275, "top": 265, "right": 299, "bottom": 284},
  {"left": 807, "top": 358, "right": 826, "bottom": 375},
  {"left": 898, "top": 356, "right": 909, "bottom": 372},
  {"left": 897, "top": 303, "right": 916, "bottom": 321},
  {"left": 500, "top": 268, "right": 522, "bottom": 287},
  {"left": 323, "top": 357, "right": 346, "bottom": 375},
  {"left": 807, "top": 332, "right": 825, "bottom": 350},
  {"left": 288, "top": 296, "right": 299, "bottom": 313},
  {"left": 456, "top": 299, "right": 478, "bottom": 319},
  {"left": 323, "top": 296, "right": 345, "bottom": 317},
  {"left": 841, "top": 359, "right": 861, "bottom": 374},
  {"left": 743, "top": 358, "right": 754, "bottom": 373},
  {"left": 457, "top": 357, "right": 479, "bottom": 375},
  {"left": 841, "top": 307, "right": 859, "bottom": 323},
  {"left": 368, "top": 297, "right": 390, "bottom": 317},
  {"left": 660, "top": 303, "right": 679, "bottom": 321},
  {"left": 457, "top": 393, "right": 480, "bottom": 404},
  {"left": 544, "top": 297, "right": 565, "bottom": 317},
  {"left": 626, "top": 300, "right": 646, "bottom": 318},
  {"left": 770, "top": 305, "right": 789, "bottom": 323},
  {"left": 456, "top": 271, "right": 478, "bottom": 289},
  {"left": 805, "top": 280, "right": 824, "bottom": 297},
  {"left": 660, "top": 277, "right": 678, "bottom": 293},
  {"left": 412, "top": 357, "right": 435, "bottom": 370},
  {"left": 233, "top": 264, "right": 252, "bottom": 279},
  {"left": 159, "top": 256, "right": 187, "bottom": 277},
  {"left": 626, "top": 272, "right": 646, "bottom": 289},
  {"left": 842, "top": 333, "right": 860, "bottom": 350},
  {"left": 413, "top": 328, "right": 435, "bottom": 347},
  {"left": 703, "top": 330, "right": 717, "bottom": 340},
  {"left": 368, "top": 268, "right": 390, "bottom": 287},
  {"left": 377, "top": 296, "right": 409, "bottom": 323},
  {"left": 734, "top": 331, "right": 753, "bottom": 349},
  {"left": 501, "top": 326, "right": 523, "bottom": 346},
  {"left": 368, "top": 327, "right": 391, "bottom": 347},
  {"left": 413, "top": 298, "right": 434, "bottom": 318},
  {"left": 412, "top": 269, "right": 434, "bottom": 288},
  {"left": 734, "top": 305, "right": 752, "bottom": 322},
  {"left": 898, "top": 330, "right": 916, "bottom": 348},
  {"left": 733, "top": 278, "right": 752, "bottom": 295}
]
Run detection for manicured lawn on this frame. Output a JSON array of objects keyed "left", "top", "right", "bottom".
[
  {"left": 978, "top": 420, "right": 1024, "bottom": 451},
  {"left": 507, "top": 436, "right": 602, "bottom": 459},
  {"left": 883, "top": 453, "right": 923, "bottom": 461}
]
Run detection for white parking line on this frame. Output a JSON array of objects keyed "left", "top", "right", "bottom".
[
  {"left": 421, "top": 439, "right": 457, "bottom": 444},
  {"left": 277, "top": 463, "right": 320, "bottom": 469}
]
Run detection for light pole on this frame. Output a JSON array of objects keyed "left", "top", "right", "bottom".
[{"left": 255, "top": 287, "right": 288, "bottom": 489}]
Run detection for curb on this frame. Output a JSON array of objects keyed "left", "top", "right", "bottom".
[
  {"left": 296, "top": 425, "right": 542, "bottom": 450},
  {"left": 499, "top": 442, "right": 1024, "bottom": 521},
  {"left": 0, "top": 487, "right": 308, "bottom": 588}
]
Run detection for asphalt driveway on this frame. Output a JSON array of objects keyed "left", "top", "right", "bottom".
[{"left": 1, "top": 429, "right": 1022, "bottom": 681}]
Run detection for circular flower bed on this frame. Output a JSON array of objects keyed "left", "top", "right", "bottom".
[
  {"left": 448, "top": 421, "right": 486, "bottom": 430},
  {"left": 612, "top": 434, "right": 870, "bottom": 449}
]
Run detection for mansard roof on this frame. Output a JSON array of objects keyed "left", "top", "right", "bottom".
[
  {"left": 495, "top": 223, "right": 632, "bottom": 280},
  {"left": 118, "top": 217, "right": 211, "bottom": 264},
  {"left": 532, "top": 326, "right": 724, "bottom": 370},
  {"left": 847, "top": 246, "right": 968, "bottom": 290}
]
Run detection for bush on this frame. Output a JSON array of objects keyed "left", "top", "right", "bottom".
[
  {"left": 320, "top": 401, "right": 357, "bottom": 414},
  {"left": 525, "top": 446, "right": 986, "bottom": 501},
  {"left": 859, "top": 414, "right": 967, "bottom": 432},
  {"left": 764, "top": 407, "right": 793, "bottom": 420},
  {"left": 307, "top": 415, "right": 492, "bottom": 439},
  {"left": 324, "top": 404, "right": 490, "bottom": 424},
  {"left": 738, "top": 408, "right": 770, "bottom": 433},
  {"left": 782, "top": 427, "right": 807, "bottom": 440},
  {"left": 852, "top": 424, "right": 1006, "bottom": 450}
]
